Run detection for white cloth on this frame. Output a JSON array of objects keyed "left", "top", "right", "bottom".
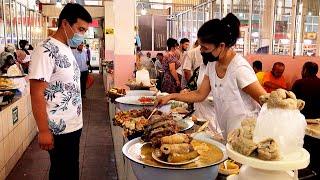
[
  {"left": 154, "top": 59, "right": 163, "bottom": 77},
  {"left": 29, "top": 37, "right": 83, "bottom": 135},
  {"left": 194, "top": 63, "right": 220, "bottom": 132},
  {"left": 177, "top": 51, "right": 187, "bottom": 89},
  {"left": 183, "top": 46, "right": 203, "bottom": 74},
  {"left": 205, "top": 54, "right": 260, "bottom": 139}
]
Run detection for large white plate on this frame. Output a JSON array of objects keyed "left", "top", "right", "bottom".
[
  {"left": 177, "top": 118, "right": 194, "bottom": 132},
  {"left": 126, "top": 90, "right": 157, "bottom": 97},
  {"left": 115, "top": 96, "right": 156, "bottom": 106},
  {"left": 226, "top": 144, "right": 310, "bottom": 171},
  {"left": 152, "top": 151, "right": 199, "bottom": 166}
]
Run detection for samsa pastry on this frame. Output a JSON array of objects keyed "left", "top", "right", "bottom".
[
  {"left": 227, "top": 128, "right": 257, "bottom": 156},
  {"left": 259, "top": 89, "right": 305, "bottom": 110},
  {"left": 161, "top": 133, "right": 190, "bottom": 144},
  {"left": 257, "top": 138, "right": 280, "bottom": 161}
]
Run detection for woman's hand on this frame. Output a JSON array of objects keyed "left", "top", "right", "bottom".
[
  {"left": 156, "top": 94, "right": 174, "bottom": 106},
  {"left": 180, "top": 89, "right": 190, "bottom": 93},
  {"left": 176, "top": 80, "right": 181, "bottom": 87}
]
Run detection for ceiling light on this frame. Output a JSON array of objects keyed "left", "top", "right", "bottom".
[
  {"left": 56, "top": 1, "right": 62, "bottom": 9},
  {"left": 308, "top": 11, "right": 312, "bottom": 16},
  {"left": 141, "top": 8, "right": 147, "bottom": 15}
]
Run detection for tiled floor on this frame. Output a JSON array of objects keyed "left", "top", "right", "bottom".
[{"left": 6, "top": 74, "right": 118, "bottom": 180}]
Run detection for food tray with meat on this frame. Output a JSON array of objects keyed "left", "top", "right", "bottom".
[{"left": 113, "top": 109, "right": 162, "bottom": 138}]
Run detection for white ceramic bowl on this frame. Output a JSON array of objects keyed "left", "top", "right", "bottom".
[{"left": 122, "top": 132, "right": 227, "bottom": 180}]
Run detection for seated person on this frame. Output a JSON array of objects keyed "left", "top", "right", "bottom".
[
  {"left": 293, "top": 62, "right": 320, "bottom": 179},
  {"left": 262, "top": 62, "right": 287, "bottom": 93},
  {"left": 292, "top": 62, "right": 320, "bottom": 119},
  {"left": 253, "top": 60, "right": 265, "bottom": 85}
]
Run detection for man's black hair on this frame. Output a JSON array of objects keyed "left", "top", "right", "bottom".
[
  {"left": 253, "top": 60, "right": 262, "bottom": 70},
  {"left": 58, "top": 3, "right": 92, "bottom": 28},
  {"left": 180, "top": 38, "right": 190, "bottom": 44}
]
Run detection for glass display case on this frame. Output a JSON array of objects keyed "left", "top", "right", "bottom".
[
  {"left": 11, "top": 0, "right": 17, "bottom": 45},
  {"left": 0, "top": 0, "right": 46, "bottom": 47},
  {"left": 0, "top": 0, "right": 4, "bottom": 45},
  {"left": 173, "top": 0, "right": 320, "bottom": 57}
]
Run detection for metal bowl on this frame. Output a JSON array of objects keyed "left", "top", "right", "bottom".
[{"left": 122, "top": 132, "right": 227, "bottom": 180}]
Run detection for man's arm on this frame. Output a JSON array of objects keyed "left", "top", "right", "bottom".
[
  {"left": 30, "top": 79, "right": 54, "bottom": 150},
  {"left": 263, "top": 81, "right": 287, "bottom": 90}
]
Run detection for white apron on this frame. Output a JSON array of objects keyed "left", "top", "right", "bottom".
[
  {"left": 194, "top": 64, "right": 220, "bottom": 132},
  {"left": 206, "top": 55, "right": 261, "bottom": 139}
]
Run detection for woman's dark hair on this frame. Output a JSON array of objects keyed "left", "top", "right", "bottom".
[
  {"left": 197, "top": 13, "right": 240, "bottom": 47},
  {"left": 19, "top": 40, "right": 29, "bottom": 49},
  {"left": 303, "top": 61, "right": 318, "bottom": 77},
  {"left": 167, "top": 38, "right": 178, "bottom": 51},
  {"left": 28, "top": 45, "right": 34, "bottom": 50},
  {"left": 58, "top": 3, "right": 93, "bottom": 28}
]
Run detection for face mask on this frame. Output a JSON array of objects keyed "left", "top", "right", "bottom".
[
  {"left": 64, "top": 23, "right": 84, "bottom": 47},
  {"left": 25, "top": 45, "right": 29, "bottom": 50},
  {"left": 201, "top": 46, "right": 223, "bottom": 65}
]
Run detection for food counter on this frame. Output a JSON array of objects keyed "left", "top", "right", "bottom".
[
  {"left": 103, "top": 65, "right": 312, "bottom": 180},
  {"left": 0, "top": 87, "right": 38, "bottom": 179},
  {"left": 103, "top": 61, "right": 137, "bottom": 180}
]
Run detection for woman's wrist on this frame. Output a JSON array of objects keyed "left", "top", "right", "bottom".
[{"left": 169, "top": 93, "right": 177, "bottom": 100}]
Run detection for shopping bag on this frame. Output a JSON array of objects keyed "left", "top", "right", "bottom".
[{"left": 86, "top": 74, "right": 94, "bottom": 89}]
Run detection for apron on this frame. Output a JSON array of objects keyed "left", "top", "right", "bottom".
[
  {"left": 194, "top": 64, "right": 220, "bottom": 132},
  {"left": 208, "top": 60, "right": 261, "bottom": 139}
]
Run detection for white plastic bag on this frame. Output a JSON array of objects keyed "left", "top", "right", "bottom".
[{"left": 253, "top": 104, "right": 306, "bottom": 158}]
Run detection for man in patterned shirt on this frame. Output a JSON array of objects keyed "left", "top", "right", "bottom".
[{"left": 29, "top": 3, "right": 92, "bottom": 180}]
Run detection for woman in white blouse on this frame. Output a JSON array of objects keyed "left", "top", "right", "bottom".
[{"left": 158, "top": 13, "right": 266, "bottom": 139}]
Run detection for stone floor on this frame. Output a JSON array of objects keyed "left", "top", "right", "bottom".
[{"left": 6, "top": 73, "right": 117, "bottom": 180}]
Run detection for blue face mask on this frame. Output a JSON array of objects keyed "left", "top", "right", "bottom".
[{"left": 64, "top": 23, "right": 84, "bottom": 47}]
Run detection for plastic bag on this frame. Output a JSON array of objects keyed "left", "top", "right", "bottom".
[
  {"left": 86, "top": 74, "right": 94, "bottom": 89},
  {"left": 253, "top": 104, "right": 306, "bottom": 157}
]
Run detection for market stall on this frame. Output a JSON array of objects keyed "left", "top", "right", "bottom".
[{"left": 104, "top": 69, "right": 313, "bottom": 180}]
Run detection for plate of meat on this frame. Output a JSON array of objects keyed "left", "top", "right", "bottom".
[{"left": 116, "top": 96, "right": 156, "bottom": 106}]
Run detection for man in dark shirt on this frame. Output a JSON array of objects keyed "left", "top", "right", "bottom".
[
  {"left": 292, "top": 61, "right": 320, "bottom": 178},
  {"left": 292, "top": 62, "right": 320, "bottom": 119}
]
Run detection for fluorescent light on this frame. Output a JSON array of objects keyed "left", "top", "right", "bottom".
[
  {"left": 141, "top": 8, "right": 147, "bottom": 15},
  {"left": 56, "top": 1, "right": 62, "bottom": 9}
]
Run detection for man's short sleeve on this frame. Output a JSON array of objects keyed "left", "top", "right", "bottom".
[{"left": 28, "top": 44, "right": 55, "bottom": 82}]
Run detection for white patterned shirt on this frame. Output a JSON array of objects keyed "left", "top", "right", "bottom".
[{"left": 29, "top": 37, "right": 83, "bottom": 135}]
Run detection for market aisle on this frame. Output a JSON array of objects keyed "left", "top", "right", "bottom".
[{"left": 6, "top": 73, "right": 118, "bottom": 180}]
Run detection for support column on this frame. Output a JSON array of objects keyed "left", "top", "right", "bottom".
[
  {"left": 104, "top": 1, "right": 115, "bottom": 61},
  {"left": 113, "top": 0, "right": 136, "bottom": 88}
]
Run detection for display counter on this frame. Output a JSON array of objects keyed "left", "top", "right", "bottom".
[
  {"left": 103, "top": 62, "right": 136, "bottom": 180},
  {"left": 0, "top": 88, "right": 38, "bottom": 179}
]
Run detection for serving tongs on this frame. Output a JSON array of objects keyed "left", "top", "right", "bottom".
[
  {"left": 147, "top": 105, "right": 160, "bottom": 120},
  {"left": 182, "top": 109, "right": 195, "bottom": 119}
]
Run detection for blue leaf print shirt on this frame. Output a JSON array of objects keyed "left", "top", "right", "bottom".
[{"left": 29, "top": 37, "right": 82, "bottom": 135}]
